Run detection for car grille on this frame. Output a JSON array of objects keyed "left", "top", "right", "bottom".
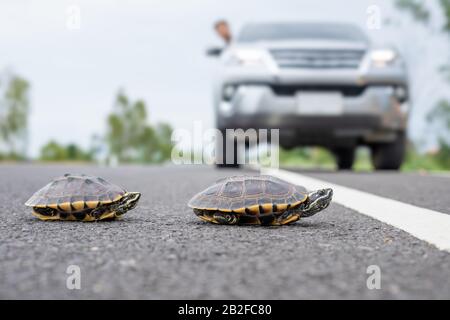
[
  {"left": 269, "top": 48, "right": 366, "bottom": 69},
  {"left": 270, "top": 85, "right": 367, "bottom": 97}
]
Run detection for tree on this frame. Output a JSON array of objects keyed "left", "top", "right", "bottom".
[
  {"left": 0, "top": 72, "right": 30, "bottom": 159},
  {"left": 40, "top": 140, "right": 93, "bottom": 162},
  {"left": 155, "top": 123, "right": 174, "bottom": 162},
  {"left": 395, "top": 0, "right": 430, "bottom": 23},
  {"left": 395, "top": 0, "right": 450, "bottom": 169},
  {"left": 106, "top": 91, "right": 173, "bottom": 164},
  {"left": 40, "top": 141, "right": 67, "bottom": 161},
  {"left": 427, "top": 100, "right": 450, "bottom": 168}
]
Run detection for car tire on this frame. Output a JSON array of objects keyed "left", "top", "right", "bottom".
[
  {"left": 370, "top": 133, "right": 406, "bottom": 170},
  {"left": 333, "top": 147, "right": 356, "bottom": 170},
  {"left": 215, "top": 129, "right": 240, "bottom": 169}
]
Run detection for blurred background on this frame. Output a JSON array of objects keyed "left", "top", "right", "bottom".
[{"left": 0, "top": 0, "right": 449, "bottom": 171}]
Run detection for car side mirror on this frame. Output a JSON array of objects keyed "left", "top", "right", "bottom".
[{"left": 206, "top": 47, "right": 223, "bottom": 57}]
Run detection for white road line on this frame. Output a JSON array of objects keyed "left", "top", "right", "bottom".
[{"left": 262, "top": 168, "right": 450, "bottom": 253}]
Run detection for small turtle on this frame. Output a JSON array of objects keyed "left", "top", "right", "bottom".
[
  {"left": 188, "top": 175, "right": 332, "bottom": 226},
  {"left": 25, "top": 174, "right": 141, "bottom": 221}
]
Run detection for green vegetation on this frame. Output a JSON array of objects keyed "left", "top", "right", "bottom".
[
  {"left": 105, "top": 91, "right": 173, "bottom": 164},
  {"left": 395, "top": 0, "right": 430, "bottom": 23},
  {"left": 279, "top": 145, "right": 450, "bottom": 172},
  {"left": 36, "top": 91, "right": 173, "bottom": 164},
  {"left": 426, "top": 100, "right": 450, "bottom": 169},
  {"left": 279, "top": 147, "right": 336, "bottom": 170},
  {"left": 395, "top": 0, "right": 450, "bottom": 31},
  {"left": 279, "top": 147, "right": 374, "bottom": 171},
  {"left": 37, "top": 91, "right": 174, "bottom": 164},
  {"left": 39, "top": 141, "right": 93, "bottom": 162},
  {"left": 402, "top": 146, "right": 446, "bottom": 171},
  {"left": 394, "top": 0, "right": 450, "bottom": 171},
  {"left": 0, "top": 72, "right": 30, "bottom": 160}
]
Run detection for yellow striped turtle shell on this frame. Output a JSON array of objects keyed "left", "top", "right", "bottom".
[
  {"left": 188, "top": 175, "right": 308, "bottom": 215},
  {"left": 25, "top": 173, "right": 126, "bottom": 212}
]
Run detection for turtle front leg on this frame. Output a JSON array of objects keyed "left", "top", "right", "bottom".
[
  {"left": 275, "top": 209, "right": 301, "bottom": 225},
  {"left": 89, "top": 206, "right": 117, "bottom": 221},
  {"left": 212, "top": 212, "right": 239, "bottom": 225},
  {"left": 193, "top": 209, "right": 218, "bottom": 224},
  {"left": 194, "top": 209, "right": 239, "bottom": 225}
]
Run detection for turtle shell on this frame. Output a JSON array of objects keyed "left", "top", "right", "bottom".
[
  {"left": 188, "top": 175, "right": 308, "bottom": 215},
  {"left": 25, "top": 174, "right": 126, "bottom": 212}
]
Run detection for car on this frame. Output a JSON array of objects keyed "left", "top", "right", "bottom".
[{"left": 208, "top": 22, "right": 409, "bottom": 170}]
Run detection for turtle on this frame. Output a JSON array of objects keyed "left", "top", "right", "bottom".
[
  {"left": 188, "top": 175, "right": 333, "bottom": 226},
  {"left": 25, "top": 174, "right": 141, "bottom": 221}
]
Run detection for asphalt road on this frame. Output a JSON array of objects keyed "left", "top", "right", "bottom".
[{"left": 0, "top": 164, "right": 449, "bottom": 299}]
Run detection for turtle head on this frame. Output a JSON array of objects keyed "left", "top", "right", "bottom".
[
  {"left": 301, "top": 188, "right": 333, "bottom": 217},
  {"left": 116, "top": 192, "right": 141, "bottom": 215}
]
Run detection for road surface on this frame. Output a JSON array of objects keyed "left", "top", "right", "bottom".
[{"left": 0, "top": 164, "right": 449, "bottom": 299}]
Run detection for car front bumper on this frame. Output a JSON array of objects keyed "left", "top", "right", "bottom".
[{"left": 216, "top": 84, "right": 408, "bottom": 147}]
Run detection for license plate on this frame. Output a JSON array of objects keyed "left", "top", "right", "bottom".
[{"left": 297, "top": 92, "right": 344, "bottom": 115}]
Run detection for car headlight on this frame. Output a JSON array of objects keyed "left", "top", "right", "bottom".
[
  {"left": 225, "top": 49, "right": 268, "bottom": 67},
  {"left": 370, "top": 49, "right": 397, "bottom": 67}
]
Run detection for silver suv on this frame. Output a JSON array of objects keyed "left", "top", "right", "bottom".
[{"left": 209, "top": 22, "right": 409, "bottom": 170}]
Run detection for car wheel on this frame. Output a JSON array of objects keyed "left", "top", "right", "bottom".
[
  {"left": 215, "top": 129, "right": 240, "bottom": 169},
  {"left": 370, "top": 133, "right": 406, "bottom": 170},
  {"left": 333, "top": 147, "right": 356, "bottom": 170}
]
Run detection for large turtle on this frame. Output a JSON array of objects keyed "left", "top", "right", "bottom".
[
  {"left": 25, "top": 174, "right": 141, "bottom": 221},
  {"left": 188, "top": 175, "right": 332, "bottom": 225}
]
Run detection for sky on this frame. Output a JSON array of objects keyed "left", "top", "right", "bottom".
[{"left": 0, "top": 0, "right": 448, "bottom": 156}]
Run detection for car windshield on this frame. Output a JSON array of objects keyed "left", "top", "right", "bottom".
[{"left": 238, "top": 23, "right": 368, "bottom": 43}]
